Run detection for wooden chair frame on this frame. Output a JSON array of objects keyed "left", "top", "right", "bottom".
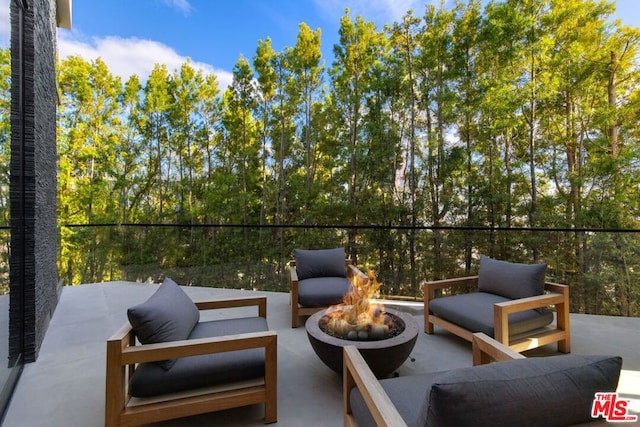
[
  {"left": 423, "top": 276, "right": 571, "bottom": 353},
  {"left": 289, "top": 259, "right": 367, "bottom": 328},
  {"left": 343, "top": 332, "right": 523, "bottom": 427},
  {"left": 105, "top": 296, "right": 277, "bottom": 427}
]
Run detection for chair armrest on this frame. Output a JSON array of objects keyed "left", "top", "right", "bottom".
[
  {"left": 544, "top": 281, "right": 568, "bottom": 295},
  {"left": 347, "top": 264, "right": 368, "bottom": 281},
  {"left": 422, "top": 276, "right": 479, "bottom": 293},
  {"left": 289, "top": 261, "right": 299, "bottom": 283},
  {"left": 289, "top": 263, "right": 299, "bottom": 300},
  {"left": 343, "top": 345, "right": 407, "bottom": 427},
  {"left": 493, "top": 283, "right": 570, "bottom": 347},
  {"left": 494, "top": 292, "right": 565, "bottom": 314},
  {"left": 423, "top": 276, "right": 479, "bottom": 304},
  {"left": 472, "top": 332, "right": 525, "bottom": 365},
  {"left": 423, "top": 276, "right": 479, "bottom": 314},
  {"left": 112, "top": 330, "right": 277, "bottom": 366},
  {"left": 195, "top": 296, "right": 267, "bottom": 318}
]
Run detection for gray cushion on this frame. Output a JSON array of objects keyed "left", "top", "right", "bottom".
[
  {"left": 294, "top": 248, "right": 346, "bottom": 280},
  {"left": 297, "top": 277, "right": 351, "bottom": 307},
  {"left": 350, "top": 371, "right": 440, "bottom": 427},
  {"left": 478, "top": 255, "right": 547, "bottom": 299},
  {"left": 127, "top": 278, "right": 200, "bottom": 370},
  {"left": 429, "top": 292, "right": 554, "bottom": 337},
  {"left": 425, "top": 355, "right": 622, "bottom": 427},
  {"left": 129, "top": 316, "right": 269, "bottom": 397}
]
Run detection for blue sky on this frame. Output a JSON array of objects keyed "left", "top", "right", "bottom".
[{"left": 1, "top": 0, "right": 639, "bottom": 89}]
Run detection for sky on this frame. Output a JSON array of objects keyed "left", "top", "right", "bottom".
[{"left": 1, "top": 0, "right": 639, "bottom": 89}]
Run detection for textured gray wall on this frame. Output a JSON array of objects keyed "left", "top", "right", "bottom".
[{"left": 10, "top": 0, "right": 59, "bottom": 363}]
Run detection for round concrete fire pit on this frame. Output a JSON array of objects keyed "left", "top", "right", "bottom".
[{"left": 305, "top": 307, "right": 419, "bottom": 378}]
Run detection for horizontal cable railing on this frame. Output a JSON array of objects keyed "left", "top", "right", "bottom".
[{"left": 54, "top": 223, "right": 640, "bottom": 317}]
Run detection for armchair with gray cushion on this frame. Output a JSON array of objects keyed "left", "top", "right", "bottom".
[
  {"left": 105, "top": 278, "right": 277, "bottom": 426},
  {"left": 344, "top": 333, "right": 622, "bottom": 427},
  {"left": 423, "top": 255, "right": 570, "bottom": 353},
  {"left": 290, "top": 247, "right": 367, "bottom": 327}
]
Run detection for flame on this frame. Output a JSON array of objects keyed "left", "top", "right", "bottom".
[{"left": 322, "top": 270, "right": 392, "bottom": 340}]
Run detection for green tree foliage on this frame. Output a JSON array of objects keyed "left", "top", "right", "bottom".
[
  {"left": 0, "top": 48, "right": 10, "bottom": 226},
  {"left": 2, "top": 0, "right": 639, "bottom": 314}
]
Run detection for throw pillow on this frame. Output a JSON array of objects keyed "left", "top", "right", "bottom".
[
  {"left": 293, "top": 248, "right": 346, "bottom": 280},
  {"left": 477, "top": 255, "right": 546, "bottom": 299},
  {"left": 425, "top": 354, "right": 622, "bottom": 427},
  {"left": 127, "top": 277, "right": 200, "bottom": 370}
]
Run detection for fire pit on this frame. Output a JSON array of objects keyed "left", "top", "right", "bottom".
[
  {"left": 306, "top": 307, "right": 418, "bottom": 377},
  {"left": 304, "top": 271, "right": 418, "bottom": 378}
]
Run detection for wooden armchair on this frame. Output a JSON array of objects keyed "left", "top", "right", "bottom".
[
  {"left": 344, "top": 333, "right": 621, "bottom": 427},
  {"left": 422, "top": 255, "right": 570, "bottom": 353},
  {"left": 423, "top": 276, "right": 570, "bottom": 353},
  {"left": 105, "top": 292, "right": 277, "bottom": 426},
  {"left": 343, "top": 333, "right": 522, "bottom": 427},
  {"left": 290, "top": 248, "right": 367, "bottom": 327}
]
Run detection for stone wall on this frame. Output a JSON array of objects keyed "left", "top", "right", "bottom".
[{"left": 10, "top": 0, "right": 59, "bottom": 363}]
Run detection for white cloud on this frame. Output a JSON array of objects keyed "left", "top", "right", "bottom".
[
  {"left": 158, "top": 0, "right": 193, "bottom": 16},
  {"left": 58, "top": 32, "right": 233, "bottom": 89}
]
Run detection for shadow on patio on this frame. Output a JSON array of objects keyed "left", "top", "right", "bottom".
[{"left": 3, "top": 281, "right": 640, "bottom": 426}]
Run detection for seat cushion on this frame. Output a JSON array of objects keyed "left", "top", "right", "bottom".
[
  {"left": 478, "top": 255, "right": 547, "bottom": 299},
  {"left": 294, "top": 248, "right": 346, "bottom": 280},
  {"left": 425, "top": 355, "right": 622, "bottom": 427},
  {"left": 129, "top": 316, "right": 269, "bottom": 397},
  {"left": 350, "top": 371, "right": 442, "bottom": 427},
  {"left": 127, "top": 278, "right": 200, "bottom": 369},
  {"left": 297, "top": 277, "right": 351, "bottom": 307},
  {"left": 429, "top": 292, "right": 553, "bottom": 337}
]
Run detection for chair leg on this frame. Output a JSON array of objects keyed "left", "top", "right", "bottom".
[
  {"left": 291, "top": 299, "right": 299, "bottom": 328},
  {"left": 556, "top": 301, "right": 571, "bottom": 353},
  {"left": 264, "top": 336, "right": 278, "bottom": 423},
  {"left": 105, "top": 342, "right": 126, "bottom": 427},
  {"left": 425, "top": 316, "right": 434, "bottom": 334}
]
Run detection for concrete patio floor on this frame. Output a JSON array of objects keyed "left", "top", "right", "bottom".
[{"left": 2, "top": 281, "right": 639, "bottom": 426}]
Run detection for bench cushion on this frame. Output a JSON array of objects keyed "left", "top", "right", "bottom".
[
  {"left": 425, "top": 355, "right": 622, "bottom": 427},
  {"left": 294, "top": 248, "right": 346, "bottom": 280},
  {"left": 429, "top": 292, "right": 553, "bottom": 337},
  {"left": 127, "top": 278, "right": 200, "bottom": 369},
  {"left": 297, "top": 277, "right": 351, "bottom": 307},
  {"left": 478, "top": 255, "right": 547, "bottom": 299},
  {"left": 128, "top": 316, "right": 269, "bottom": 397}
]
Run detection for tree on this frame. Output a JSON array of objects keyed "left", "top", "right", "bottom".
[
  {"left": 290, "top": 23, "right": 324, "bottom": 223},
  {"left": 330, "top": 9, "right": 387, "bottom": 262},
  {"left": 139, "top": 64, "right": 173, "bottom": 222},
  {"left": 58, "top": 56, "right": 122, "bottom": 283},
  {"left": 221, "top": 56, "right": 260, "bottom": 248}
]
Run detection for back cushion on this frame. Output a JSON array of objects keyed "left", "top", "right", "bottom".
[
  {"left": 293, "top": 248, "right": 346, "bottom": 280},
  {"left": 477, "top": 255, "right": 546, "bottom": 299},
  {"left": 425, "top": 355, "right": 622, "bottom": 427},
  {"left": 127, "top": 278, "right": 200, "bottom": 370}
]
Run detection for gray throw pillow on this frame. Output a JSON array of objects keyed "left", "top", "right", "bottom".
[
  {"left": 477, "top": 255, "right": 546, "bottom": 300},
  {"left": 425, "top": 355, "right": 622, "bottom": 427},
  {"left": 127, "top": 278, "right": 200, "bottom": 370},
  {"left": 293, "top": 248, "right": 346, "bottom": 280}
]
